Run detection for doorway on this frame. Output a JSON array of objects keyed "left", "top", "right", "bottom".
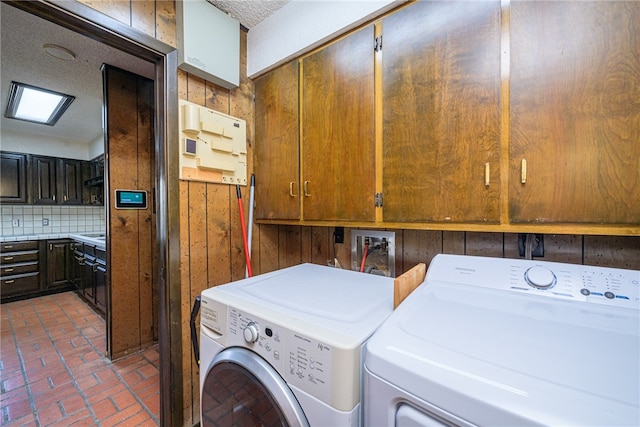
[{"left": 2, "top": 1, "right": 181, "bottom": 425}]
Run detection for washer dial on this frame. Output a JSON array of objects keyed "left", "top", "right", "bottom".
[
  {"left": 525, "top": 266, "right": 557, "bottom": 289},
  {"left": 243, "top": 322, "right": 259, "bottom": 343}
]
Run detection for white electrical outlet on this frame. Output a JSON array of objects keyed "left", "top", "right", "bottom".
[
  {"left": 351, "top": 230, "right": 396, "bottom": 277},
  {"left": 42, "top": 218, "right": 49, "bottom": 226},
  {"left": 12, "top": 218, "right": 20, "bottom": 227}
]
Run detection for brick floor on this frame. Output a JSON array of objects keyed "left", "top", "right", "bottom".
[{"left": 1, "top": 292, "right": 159, "bottom": 426}]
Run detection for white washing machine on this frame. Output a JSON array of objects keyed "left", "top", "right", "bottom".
[
  {"left": 364, "top": 254, "right": 640, "bottom": 426},
  {"left": 199, "top": 263, "right": 394, "bottom": 426}
]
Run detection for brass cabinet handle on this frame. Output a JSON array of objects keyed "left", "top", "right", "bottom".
[
  {"left": 484, "top": 163, "right": 490, "bottom": 187},
  {"left": 64, "top": 195, "right": 68, "bottom": 202},
  {"left": 521, "top": 159, "right": 527, "bottom": 184},
  {"left": 5, "top": 280, "right": 15, "bottom": 284},
  {"left": 303, "top": 181, "right": 311, "bottom": 197},
  {"left": 4, "top": 268, "right": 14, "bottom": 272},
  {"left": 3, "top": 256, "right": 14, "bottom": 261},
  {"left": 289, "top": 182, "right": 297, "bottom": 197},
  {"left": 4, "top": 245, "right": 13, "bottom": 249}
]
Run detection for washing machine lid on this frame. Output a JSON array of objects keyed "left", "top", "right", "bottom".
[
  {"left": 202, "top": 263, "right": 393, "bottom": 345},
  {"left": 365, "top": 254, "right": 640, "bottom": 426}
]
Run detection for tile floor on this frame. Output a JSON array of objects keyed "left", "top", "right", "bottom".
[{"left": 1, "top": 291, "right": 159, "bottom": 426}]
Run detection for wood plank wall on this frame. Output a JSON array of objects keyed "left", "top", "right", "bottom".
[
  {"left": 104, "top": 66, "right": 157, "bottom": 359},
  {"left": 71, "top": 2, "right": 640, "bottom": 426}
]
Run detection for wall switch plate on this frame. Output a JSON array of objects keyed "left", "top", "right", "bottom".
[
  {"left": 333, "top": 227, "right": 344, "bottom": 244},
  {"left": 12, "top": 218, "right": 19, "bottom": 227},
  {"left": 42, "top": 218, "right": 49, "bottom": 226},
  {"left": 351, "top": 230, "right": 395, "bottom": 277}
]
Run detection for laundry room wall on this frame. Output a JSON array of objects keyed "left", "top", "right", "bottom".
[{"left": 69, "top": 1, "right": 640, "bottom": 426}]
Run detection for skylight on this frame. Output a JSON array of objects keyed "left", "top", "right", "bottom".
[{"left": 5, "top": 82, "right": 75, "bottom": 126}]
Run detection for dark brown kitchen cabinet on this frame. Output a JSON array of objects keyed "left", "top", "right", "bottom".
[
  {"left": 255, "top": 60, "right": 300, "bottom": 220},
  {"left": 510, "top": 1, "right": 640, "bottom": 224},
  {"left": 81, "top": 245, "right": 96, "bottom": 303},
  {"left": 31, "top": 156, "right": 84, "bottom": 205},
  {"left": 58, "top": 159, "right": 84, "bottom": 205},
  {"left": 381, "top": 0, "right": 501, "bottom": 223},
  {"left": 70, "top": 243, "right": 84, "bottom": 291},
  {"left": 0, "top": 152, "right": 29, "bottom": 204},
  {"left": 94, "top": 249, "right": 107, "bottom": 314},
  {"left": 45, "top": 239, "right": 73, "bottom": 291},
  {"left": 301, "top": 24, "right": 376, "bottom": 221},
  {"left": 0, "top": 241, "right": 41, "bottom": 302},
  {"left": 32, "top": 155, "right": 58, "bottom": 204}
]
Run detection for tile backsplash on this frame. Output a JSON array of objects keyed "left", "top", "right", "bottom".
[{"left": 0, "top": 205, "right": 106, "bottom": 236}]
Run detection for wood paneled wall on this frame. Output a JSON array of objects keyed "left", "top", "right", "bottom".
[
  {"left": 103, "top": 66, "right": 157, "bottom": 359},
  {"left": 70, "top": 2, "right": 640, "bottom": 426}
]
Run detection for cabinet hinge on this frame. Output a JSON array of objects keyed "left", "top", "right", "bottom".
[
  {"left": 374, "top": 35, "right": 383, "bottom": 52},
  {"left": 374, "top": 192, "right": 384, "bottom": 207}
]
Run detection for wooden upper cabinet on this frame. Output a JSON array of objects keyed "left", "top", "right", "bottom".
[
  {"left": 58, "top": 159, "right": 83, "bottom": 205},
  {"left": 381, "top": 0, "right": 501, "bottom": 223},
  {"left": 302, "top": 25, "right": 376, "bottom": 222},
  {"left": 32, "top": 156, "right": 58, "bottom": 205},
  {"left": 255, "top": 60, "right": 300, "bottom": 220},
  {"left": 510, "top": 1, "right": 640, "bottom": 224},
  {"left": 0, "top": 152, "right": 28, "bottom": 204}
]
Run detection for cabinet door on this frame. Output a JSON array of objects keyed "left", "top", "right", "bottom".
[
  {"left": 82, "top": 256, "right": 95, "bottom": 302},
  {"left": 58, "top": 159, "right": 83, "bottom": 205},
  {"left": 71, "top": 246, "right": 84, "bottom": 291},
  {"left": 255, "top": 60, "right": 300, "bottom": 220},
  {"left": 94, "top": 263, "right": 107, "bottom": 314},
  {"left": 302, "top": 25, "right": 376, "bottom": 221},
  {"left": 45, "top": 240, "right": 71, "bottom": 290},
  {"left": 382, "top": 1, "right": 501, "bottom": 223},
  {"left": 32, "top": 156, "right": 58, "bottom": 204},
  {"left": 0, "top": 152, "right": 28, "bottom": 203},
  {"left": 510, "top": 1, "right": 640, "bottom": 224}
]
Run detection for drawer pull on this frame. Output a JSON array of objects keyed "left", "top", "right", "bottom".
[
  {"left": 289, "top": 182, "right": 297, "bottom": 197},
  {"left": 5, "top": 280, "right": 15, "bottom": 284},
  {"left": 3, "top": 256, "right": 14, "bottom": 261},
  {"left": 521, "top": 158, "right": 527, "bottom": 184},
  {"left": 4, "top": 245, "right": 13, "bottom": 249},
  {"left": 484, "top": 163, "right": 490, "bottom": 187},
  {"left": 303, "top": 181, "right": 311, "bottom": 197},
  {"left": 4, "top": 268, "right": 14, "bottom": 272}
]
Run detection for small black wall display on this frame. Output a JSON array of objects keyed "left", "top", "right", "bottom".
[{"left": 114, "top": 189, "right": 147, "bottom": 209}]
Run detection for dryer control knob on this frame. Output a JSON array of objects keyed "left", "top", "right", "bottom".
[
  {"left": 525, "top": 266, "right": 556, "bottom": 289},
  {"left": 243, "top": 322, "right": 259, "bottom": 343}
]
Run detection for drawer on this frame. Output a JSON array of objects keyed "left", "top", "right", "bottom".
[
  {"left": 0, "top": 262, "right": 38, "bottom": 277},
  {"left": 0, "top": 251, "right": 38, "bottom": 265},
  {"left": 1, "top": 241, "right": 38, "bottom": 252},
  {"left": 1, "top": 273, "right": 40, "bottom": 296},
  {"left": 83, "top": 245, "right": 96, "bottom": 256}
]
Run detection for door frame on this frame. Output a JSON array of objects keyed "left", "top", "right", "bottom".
[{"left": 4, "top": 1, "right": 182, "bottom": 425}]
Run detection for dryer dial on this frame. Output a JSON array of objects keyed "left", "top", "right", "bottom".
[
  {"left": 525, "top": 266, "right": 557, "bottom": 289},
  {"left": 243, "top": 322, "right": 259, "bottom": 343}
]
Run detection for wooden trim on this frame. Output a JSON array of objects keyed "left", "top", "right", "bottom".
[
  {"left": 500, "top": 0, "right": 511, "bottom": 225},
  {"left": 256, "top": 219, "right": 640, "bottom": 237}
]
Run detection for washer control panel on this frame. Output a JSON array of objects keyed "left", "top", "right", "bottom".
[
  {"left": 221, "top": 307, "right": 333, "bottom": 403},
  {"left": 427, "top": 255, "right": 640, "bottom": 309}
]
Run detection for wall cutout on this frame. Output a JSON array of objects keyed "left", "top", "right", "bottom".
[{"left": 178, "top": 99, "right": 247, "bottom": 185}]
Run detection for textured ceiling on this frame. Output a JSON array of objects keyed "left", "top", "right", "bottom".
[
  {"left": 207, "top": 0, "right": 291, "bottom": 28},
  {"left": 0, "top": 3, "right": 154, "bottom": 146}
]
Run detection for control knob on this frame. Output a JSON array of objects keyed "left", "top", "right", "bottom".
[
  {"left": 243, "top": 322, "right": 259, "bottom": 343},
  {"left": 524, "top": 266, "right": 556, "bottom": 289}
]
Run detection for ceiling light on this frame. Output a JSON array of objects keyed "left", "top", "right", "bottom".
[
  {"left": 43, "top": 44, "right": 76, "bottom": 61},
  {"left": 5, "top": 82, "right": 75, "bottom": 126}
]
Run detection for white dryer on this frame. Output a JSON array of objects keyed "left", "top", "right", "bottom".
[
  {"left": 364, "top": 254, "right": 640, "bottom": 426},
  {"left": 199, "top": 263, "right": 394, "bottom": 426}
]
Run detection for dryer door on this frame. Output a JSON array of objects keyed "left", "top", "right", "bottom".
[{"left": 201, "top": 347, "right": 309, "bottom": 427}]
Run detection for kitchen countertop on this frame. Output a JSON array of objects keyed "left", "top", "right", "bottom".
[{"left": 0, "top": 232, "right": 106, "bottom": 251}]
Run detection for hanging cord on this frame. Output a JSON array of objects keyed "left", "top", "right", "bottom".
[
  {"left": 246, "top": 175, "right": 255, "bottom": 278},
  {"left": 236, "top": 185, "right": 253, "bottom": 277},
  {"left": 360, "top": 243, "right": 370, "bottom": 272}
]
